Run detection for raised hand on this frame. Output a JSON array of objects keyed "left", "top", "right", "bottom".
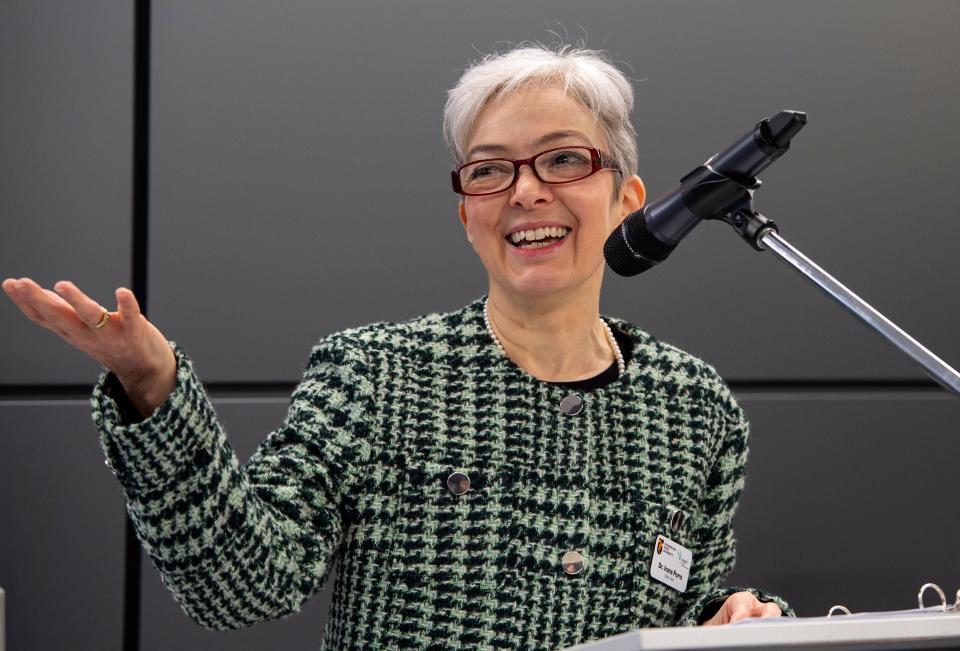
[{"left": 2, "top": 277, "right": 177, "bottom": 417}]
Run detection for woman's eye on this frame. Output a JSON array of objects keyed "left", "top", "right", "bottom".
[
  {"left": 470, "top": 163, "right": 510, "bottom": 179},
  {"left": 550, "top": 150, "right": 588, "bottom": 165}
]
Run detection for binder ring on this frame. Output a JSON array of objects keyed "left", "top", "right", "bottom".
[
  {"left": 917, "top": 582, "right": 947, "bottom": 611},
  {"left": 827, "top": 605, "right": 851, "bottom": 617}
]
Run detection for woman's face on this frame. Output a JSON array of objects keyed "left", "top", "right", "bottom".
[{"left": 458, "top": 85, "right": 644, "bottom": 299}]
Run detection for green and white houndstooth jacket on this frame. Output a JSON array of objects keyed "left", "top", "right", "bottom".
[{"left": 91, "top": 295, "right": 792, "bottom": 650}]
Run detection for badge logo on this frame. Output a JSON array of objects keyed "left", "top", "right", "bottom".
[{"left": 656, "top": 537, "right": 664, "bottom": 554}]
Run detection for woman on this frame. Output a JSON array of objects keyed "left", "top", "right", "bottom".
[{"left": 2, "top": 44, "right": 790, "bottom": 648}]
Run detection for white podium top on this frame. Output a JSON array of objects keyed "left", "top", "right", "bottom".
[{"left": 563, "top": 610, "right": 960, "bottom": 651}]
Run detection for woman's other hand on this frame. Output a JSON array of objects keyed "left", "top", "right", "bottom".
[
  {"left": 701, "top": 591, "right": 782, "bottom": 626},
  {"left": 2, "top": 277, "right": 176, "bottom": 417}
]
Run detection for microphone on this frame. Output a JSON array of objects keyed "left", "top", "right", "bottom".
[{"left": 604, "top": 110, "right": 807, "bottom": 276}]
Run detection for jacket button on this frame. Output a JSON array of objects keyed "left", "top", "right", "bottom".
[
  {"left": 446, "top": 471, "right": 470, "bottom": 495},
  {"left": 559, "top": 393, "right": 583, "bottom": 415},
  {"left": 669, "top": 508, "right": 685, "bottom": 532},
  {"left": 561, "top": 550, "right": 584, "bottom": 575}
]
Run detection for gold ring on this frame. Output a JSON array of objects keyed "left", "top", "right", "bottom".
[{"left": 91, "top": 309, "right": 111, "bottom": 330}]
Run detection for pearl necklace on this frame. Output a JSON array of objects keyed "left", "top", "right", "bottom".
[{"left": 483, "top": 297, "right": 626, "bottom": 378}]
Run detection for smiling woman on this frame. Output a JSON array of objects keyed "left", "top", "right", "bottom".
[
  {"left": 2, "top": 42, "right": 791, "bottom": 649},
  {"left": 453, "top": 84, "right": 643, "bottom": 380}
]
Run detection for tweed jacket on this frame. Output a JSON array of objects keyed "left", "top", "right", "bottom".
[{"left": 91, "top": 295, "right": 791, "bottom": 650}]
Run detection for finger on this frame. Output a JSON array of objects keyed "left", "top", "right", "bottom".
[
  {"left": 728, "top": 607, "right": 752, "bottom": 623},
  {"left": 17, "top": 277, "right": 68, "bottom": 309},
  {"left": 115, "top": 287, "right": 141, "bottom": 320},
  {"left": 41, "top": 287, "right": 96, "bottom": 338},
  {"left": 53, "top": 280, "right": 109, "bottom": 327},
  {"left": 1, "top": 277, "right": 18, "bottom": 297},
  {"left": 11, "top": 278, "right": 69, "bottom": 326},
  {"left": 727, "top": 599, "right": 757, "bottom": 624},
  {"left": 3, "top": 279, "right": 52, "bottom": 327},
  {"left": 42, "top": 286, "right": 90, "bottom": 323},
  {"left": 18, "top": 278, "right": 89, "bottom": 332},
  {"left": 760, "top": 602, "right": 782, "bottom": 618}
]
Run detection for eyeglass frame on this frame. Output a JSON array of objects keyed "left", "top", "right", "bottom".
[{"left": 450, "top": 145, "right": 621, "bottom": 196}]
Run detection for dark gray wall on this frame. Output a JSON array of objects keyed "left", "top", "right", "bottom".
[
  {"left": 144, "top": 0, "right": 960, "bottom": 383},
  {"left": 0, "top": 0, "right": 133, "bottom": 385},
  {"left": 0, "top": 402, "right": 127, "bottom": 651},
  {"left": 2, "top": 1, "right": 959, "bottom": 650},
  {"left": 730, "top": 391, "right": 960, "bottom": 616}
]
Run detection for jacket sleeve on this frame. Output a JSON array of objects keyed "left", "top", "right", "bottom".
[
  {"left": 672, "top": 386, "right": 795, "bottom": 626},
  {"left": 91, "top": 338, "right": 375, "bottom": 630}
]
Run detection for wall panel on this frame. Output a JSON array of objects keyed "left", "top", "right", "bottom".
[
  {"left": 0, "top": 401, "right": 126, "bottom": 650},
  {"left": 0, "top": 1, "right": 133, "bottom": 385},
  {"left": 147, "top": 0, "right": 960, "bottom": 383},
  {"left": 729, "top": 390, "right": 960, "bottom": 615}
]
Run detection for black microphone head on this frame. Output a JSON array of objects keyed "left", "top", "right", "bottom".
[{"left": 604, "top": 208, "right": 677, "bottom": 277}]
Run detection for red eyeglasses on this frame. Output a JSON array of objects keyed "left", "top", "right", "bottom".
[{"left": 451, "top": 146, "right": 621, "bottom": 196}]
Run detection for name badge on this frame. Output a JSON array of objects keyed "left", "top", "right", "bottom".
[{"left": 650, "top": 534, "right": 692, "bottom": 592}]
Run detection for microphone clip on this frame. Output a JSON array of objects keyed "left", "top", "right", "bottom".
[{"left": 679, "top": 164, "right": 778, "bottom": 251}]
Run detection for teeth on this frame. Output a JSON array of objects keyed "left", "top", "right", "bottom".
[{"left": 509, "top": 226, "right": 571, "bottom": 244}]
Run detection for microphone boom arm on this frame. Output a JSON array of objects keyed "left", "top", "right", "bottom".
[
  {"left": 607, "top": 108, "right": 960, "bottom": 396},
  {"left": 729, "top": 204, "right": 960, "bottom": 397}
]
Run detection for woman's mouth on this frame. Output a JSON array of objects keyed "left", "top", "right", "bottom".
[{"left": 506, "top": 226, "right": 570, "bottom": 251}]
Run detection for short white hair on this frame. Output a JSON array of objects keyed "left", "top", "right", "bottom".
[{"left": 443, "top": 43, "right": 638, "bottom": 191}]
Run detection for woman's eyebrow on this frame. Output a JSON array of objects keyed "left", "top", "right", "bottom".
[
  {"left": 534, "top": 130, "right": 592, "bottom": 147},
  {"left": 466, "top": 130, "right": 592, "bottom": 160}
]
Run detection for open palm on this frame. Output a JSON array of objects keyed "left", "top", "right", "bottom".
[{"left": 2, "top": 277, "right": 176, "bottom": 416}]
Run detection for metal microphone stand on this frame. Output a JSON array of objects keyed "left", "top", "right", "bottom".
[{"left": 718, "top": 190, "right": 960, "bottom": 398}]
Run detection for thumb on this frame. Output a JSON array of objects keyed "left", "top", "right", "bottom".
[{"left": 115, "top": 287, "right": 142, "bottom": 320}]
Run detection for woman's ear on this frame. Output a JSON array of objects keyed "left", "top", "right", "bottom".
[
  {"left": 458, "top": 201, "right": 473, "bottom": 243},
  {"left": 619, "top": 175, "right": 646, "bottom": 218}
]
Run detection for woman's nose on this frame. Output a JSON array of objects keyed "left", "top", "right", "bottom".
[{"left": 510, "top": 164, "right": 552, "bottom": 208}]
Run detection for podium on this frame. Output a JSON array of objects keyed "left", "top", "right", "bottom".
[{"left": 562, "top": 611, "right": 960, "bottom": 651}]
